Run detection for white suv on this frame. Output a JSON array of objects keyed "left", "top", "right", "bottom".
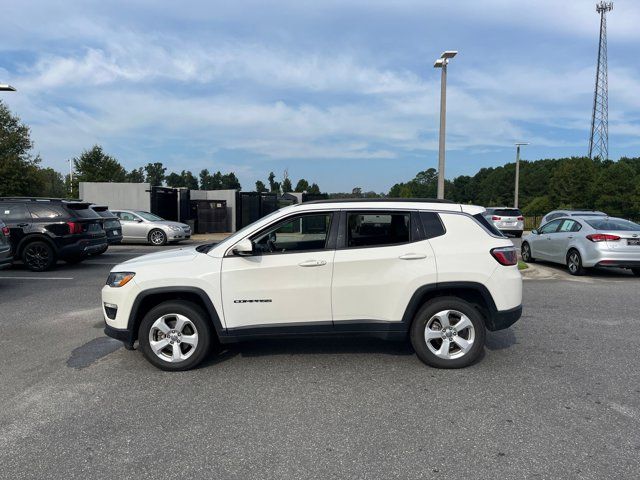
[{"left": 102, "top": 200, "right": 522, "bottom": 371}]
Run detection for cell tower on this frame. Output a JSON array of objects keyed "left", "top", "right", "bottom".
[{"left": 588, "top": 1, "right": 613, "bottom": 161}]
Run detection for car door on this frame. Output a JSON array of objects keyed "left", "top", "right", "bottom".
[
  {"left": 550, "top": 219, "right": 580, "bottom": 263},
  {"left": 220, "top": 211, "right": 337, "bottom": 330},
  {"left": 331, "top": 210, "right": 437, "bottom": 325},
  {"left": 117, "top": 212, "right": 146, "bottom": 239},
  {"left": 534, "top": 219, "right": 563, "bottom": 260}
]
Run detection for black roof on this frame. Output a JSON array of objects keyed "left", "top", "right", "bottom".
[{"left": 303, "top": 198, "right": 454, "bottom": 205}]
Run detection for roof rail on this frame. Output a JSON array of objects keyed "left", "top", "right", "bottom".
[
  {"left": 303, "top": 198, "right": 455, "bottom": 205},
  {"left": 0, "top": 197, "right": 83, "bottom": 203}
]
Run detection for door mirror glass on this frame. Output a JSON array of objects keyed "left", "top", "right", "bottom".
[
  {"left": 531, "top": 229, "right": 538, "bottom": 235},
  {"left": 232, "top": 238, "right": 254, "bottom": 256}
]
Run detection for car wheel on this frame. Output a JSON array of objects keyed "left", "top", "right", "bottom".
[
  {"left": 410, "top": 296, "right": 486, "bottom": 369},
  {"left": 148, "top": 229, "right": 167, "bottom": 246},
  {"left": 138, "top": 300, "right": 213, "bottom": 371},
  {"left": 22, "top": 241, "right": 57, "bottom": 272},
  {"left": 631, "top": 268, "right": 640, "bottom": 277},
  {"left": 521, "top": 242, "right": 535, "bottom": 262},
  {"left": 566, "top": 249, "right": 585, "bottom": 276},
  {"left": 92, "top": 245, "right": 109, "bottom": 256}
]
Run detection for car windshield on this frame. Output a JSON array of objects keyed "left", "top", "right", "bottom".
[
  {"left": 135, "top": 211, "right": 164, "bottom": 221},
  {"left": 492, "top": 209, "right": 522, "bottom": 217},
  {"left": 586, "top": 218, "right": 640, "bottom": 231}
]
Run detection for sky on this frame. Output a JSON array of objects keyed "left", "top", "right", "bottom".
[{"left": 1, "top": 0, "right": 639, "bottom": 193}]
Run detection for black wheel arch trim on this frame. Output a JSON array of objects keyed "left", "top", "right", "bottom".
[{"left": 15, "top": 233, "right": 58, "bottom": 258}]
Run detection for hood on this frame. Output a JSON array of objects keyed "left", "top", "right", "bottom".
[{"left": 120, "top": 246, "right": 199, "bottom": 268}]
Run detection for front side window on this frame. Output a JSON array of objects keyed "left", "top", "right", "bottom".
[
  {"left": 118, "top": 212, "right": 139, "bottom": 221},
  {"left": 252, "top": 213, "right": 332, "bottom": 254},
  {"left": 347, "top": 212, "right": 410, "bottom": 248},
  {"left": 540, "top": 219, "right": 562, "bottom": 234}
]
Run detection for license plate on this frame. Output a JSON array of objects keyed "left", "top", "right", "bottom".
[
  {"left": 627, "top": 239, "right": 640, "bottom": 246},
  {"left": 112, "top": 230, "right": 120, "bottom": 235}
]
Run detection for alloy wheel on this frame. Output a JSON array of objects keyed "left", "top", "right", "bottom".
[
  {"left": 522, "top": 243, "right": 531, "bottom": 262},
  {"left": 150, "top": 230, "right": 166, "bottom": 245},
  {"left": 148, "top": 313, "right": 199, "bottom": 363},
  {"left": 568, "top": 252, "right": 580, "bottom": 274},
  {"left": 424, "top": 309, "right": 475, "bottom": 360},
  {"left": 24, "top": 244, "right": 50, "bottom": 270}
]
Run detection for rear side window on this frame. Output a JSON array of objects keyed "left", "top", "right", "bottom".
[
  {"left": 0, "top": 203, "right": 29, "bottom": 220},
  {"left": 28, "top": 204, "right": 65, "bottom": 218},
  {"left": 419, "top": 212, "right": 446, "bottom": 239},
  {"left": 347, "top": 212, "right": 410, "bottom": 247},
  {"left": 473, "top": 214, "right": 504, "bottom": 237}
]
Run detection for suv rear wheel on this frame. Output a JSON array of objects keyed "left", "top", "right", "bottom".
[
  {"left": 22, "top": 241, "right": 57, "bottom": 272},
  {"left": 410, "top": 297, "right": 486, "bottom": 369},
  {"left": 138, "top": 300, "right": 213, "bottom": 371}
]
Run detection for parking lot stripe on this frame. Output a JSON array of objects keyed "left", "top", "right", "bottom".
[{"left": 0, "top": 276, "right": 74, "bottom": 280}]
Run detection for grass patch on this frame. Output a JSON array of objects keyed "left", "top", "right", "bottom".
[{"left": 518, "top": 260, "right": 529, "bottom": 270}]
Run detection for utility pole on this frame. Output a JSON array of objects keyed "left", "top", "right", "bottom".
[
  {"left": 589, "top": 2, "right": 613, "bottom": 161},
  {"left": 68, "top": 159, "right": 74, "bottom": 195},
  {"left": 514, "top": 143, "right": 528, "bottom": 208},
  {"left": 433, "top": 51, "right": 457, "bottom": 199}
]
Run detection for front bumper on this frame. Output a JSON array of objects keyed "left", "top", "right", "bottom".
[{"left": 104, "top": 324, "right": 135, "bottom": 349}]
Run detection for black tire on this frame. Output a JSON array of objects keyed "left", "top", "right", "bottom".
[
  {"left": 410, "top": 296, "right": 486, "bottom": 369},
  {"left": 631, "top": 268, "right": 640, "bottom": 277},
  {"left": 92, "top": 245, "right": 109, "bottom": 256},
  {"left": 138, "top": 300, "right": 213, "bottom": 371},
  {"left": 521, "top": 242, "right": 535, "bottom": 263},
  {"left": 148, "top": 229, "right": 167, "bottom": 246},
  {"left": 566, "top": 249, "right": 585, "bottom": 276},
  {"left": 21, "top": 241, "right": 57, "bottom": 272}
]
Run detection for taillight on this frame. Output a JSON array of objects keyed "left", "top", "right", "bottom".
[
  {"left": 586, "top": 234, "right": 620, "bottom": 242},
  {"left": 66, "top": 222, "right": 83, "bottom": 234},
  {"left": 491, "top": 247, "right": 518, "bottom": 266},
  {"left": 517, "top": 216, "right": 524, "bottom": 221},
  {"left": 492, "top": 216, "right": 501, "bottom": 221},
  {"left": 1, "top": 226, "right": 9, "bottom": 236}
]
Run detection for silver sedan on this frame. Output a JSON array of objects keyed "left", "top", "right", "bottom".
[
  {"left": 111, "top": 210, "right": 191, "bottom": 246},
  {"left": 521, "top": 216, "right": 640, "bottom": 276}
]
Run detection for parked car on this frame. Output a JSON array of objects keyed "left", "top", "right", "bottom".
[
  {"left": 0, "top": 219, "right": 12, "bottom": 270},
  {"left": 521, "top": 216, "right": 640, "bottom": 276},
  {"left": 103, "top": 199, "right": 523, "bottom": 371},
  {"left": 90, "top": 205, "right": 123, "bottom": 254},
  {"left": 0, "top": 197, "right": 107, "bottom": 271},
  {"left": 111, "top": 210, "right": 191, "bottom": 246},
  {"left": 539, "top": 209, "right": 606, "bottom": 229},
  {"left": 484, "top": 207, "right": 524, "bottom": 237}
]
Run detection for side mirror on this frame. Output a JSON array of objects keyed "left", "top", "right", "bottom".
[
  {"left": 232, "top": 238, "right": 254, "bottom": 256},
  {"left": 531, "top": 229, "right": 538, "bottom": 235},
  {"left": 136, "top": 219, "right": 143, "bottom": 223}
]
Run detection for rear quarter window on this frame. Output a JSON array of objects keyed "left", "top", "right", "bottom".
[
  {"left": 419, "top": 212, "right": 446, "bottom": 239},
  {"left": 473, "top": 214, "right": 504, "bottom": 237}
]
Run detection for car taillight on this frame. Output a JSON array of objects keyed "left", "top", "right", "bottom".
[
  {"left": 66, "top": 222, "right": 83, "bottom": 234},
  {"left": 517, "top": 216, "right": 524, "bottom": 221},
  {"left": 1, "top": 226, "right": 9, "bottom": 236},
  {"left": 492, "top": 216, "right": 501, "bottom": 221},
  {"left": 491, "top": 247, "right": 518, "bottom": 266},
  {"left": 586, "top": 233, "right": 620, "bottom": 242}
]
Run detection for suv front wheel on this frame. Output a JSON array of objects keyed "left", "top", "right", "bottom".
[
  {"left": 410, "top": 297, "right": 486, "bottom": 369},
  {"left": 138, "top": 300, "right": 213, "bottom": 371}
]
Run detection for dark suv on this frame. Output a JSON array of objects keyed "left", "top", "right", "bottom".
[
  {"left": 0, "top": 198, "right": 108, "bottom": 271},
  {"left": 91, "top": 205, "right": 123, "bottom": 254}
]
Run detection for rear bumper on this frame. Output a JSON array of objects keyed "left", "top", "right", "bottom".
[
  {"left": 486, "top": 304, "right": 523, "bottom": 331},
  {"left": 595, "top": 260, "right": 640, "bottom": 269},
  {"left": 58, "top": 236, "right": 108, "bottom": 258},
  {"left": 106, "top": 234, "right": 123, "bottom": 245}
]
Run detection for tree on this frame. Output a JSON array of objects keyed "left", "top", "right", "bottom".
[
  {"left": 73, "top": 145, "right": 127, "bottom": 195},
  {"left": 126, "top": 167, "right": 145, "bottom": 183},
  {"left": 199, "top": 169, "right": 215, "bottom": 190},
  {"left": 352, "top": 187, "right": 362, "bottom": 197},
  {"left": 294, "top": 179, "right": 309, "bottom": 192},
  {"left": 221, "top": 172, "right": 241, "bottom": 190},
  {"left": 145, "top": 162, "right": 166, "bottom": 186},
  {"left": 38, "top": 168, "right": 67, "bottom": 198},
  {"left": 594, "top": 162, "right": 637, "bottom": 216},
  {"left": 255, "top": 180, "right": 267, "bottom": 193},
  {"left": 549, "top": 157, "right": 597, "bottom": 209},
  {"left": 281, "top": 177, "right": 292, "bottom": 193},
  {"left": 308, "top": 183, "right": 321, "bottom": 194},
  {"left": 181, "top": 170, "right": 198, "bottom": 190},
  {"left": 0, "top": 100, "right": 44, "bottom": 196},
  {"left": 165, "top": 172, "right": 183, "bottom": 187},
  {"left": 268, "top": 172, "right": 277, "bottom": 192}
]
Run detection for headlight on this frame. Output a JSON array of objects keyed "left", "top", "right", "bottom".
[
  {"left": 169, "top": 226, "right": 182, "bottom": 231},
  {"left": 106, "top": 272, "right": 135, "bottom": 287}
]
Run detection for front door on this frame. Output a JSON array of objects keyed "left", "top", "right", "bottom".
[
  {"left": 221, "top": 211, "right": 336, "bottom": 330},
  {"left": 117, "top": 212, "right": 147, "bottom": 239},
  {"left": 534, "top": 219, "right": 563, "bottom": 260}
]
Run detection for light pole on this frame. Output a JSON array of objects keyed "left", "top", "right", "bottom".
[
  {"left": 514, "top": 142, "right": 528, "bottom": 208},
  {"left": 0, "top": 84, "right": 16, "bottom": 92},
  {"left": 433, "top": 51, "right": 457, "bottom": 199}
]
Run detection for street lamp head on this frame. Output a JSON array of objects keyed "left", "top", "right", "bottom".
[
  {"left": 433, "top": 58, "right": 445, "bottom": 68},
  {"left": 441, "top": 50, "right": 458, "bottom": 59},
  {"left": 515, "top": 142, "right": 529, "bottom": 147},
  {"left": 0, "top": 84, "right": 16, "bottom": 92}
]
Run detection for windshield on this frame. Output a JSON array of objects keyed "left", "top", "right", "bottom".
[
  {"left": 586, "top": 218, "right": 640, "bottom": 231},
  {"left": 135, "top": 211, "right": 164, "bottom": 221}
]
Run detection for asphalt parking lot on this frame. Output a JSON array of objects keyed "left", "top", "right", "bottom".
[{"left": 1, "top": 241, "right": 639, "bottom": 479}]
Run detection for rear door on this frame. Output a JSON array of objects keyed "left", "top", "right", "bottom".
[
  {"left": 331, "top": 210, "right": 437, "bottom": 325},
  {"left": 0, "top": 203, "right": 30, "bottom": 248}
]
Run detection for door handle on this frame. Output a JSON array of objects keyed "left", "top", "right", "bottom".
[
  {"left": 399, "top": 253, "right": 427, "bottom": 260},
  {"left": 568, "top": 236, "right": 574, "bottom": 239},
  {"left": 17, "top": 223, "right": 29, "bottom": 227},
  {"left": 298, "top": 259, "right": 327, "bottom": 267}
]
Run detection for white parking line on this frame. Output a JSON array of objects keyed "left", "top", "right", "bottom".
[{"left": 0, "top": 276, "right": 74, "bottom": 280}]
